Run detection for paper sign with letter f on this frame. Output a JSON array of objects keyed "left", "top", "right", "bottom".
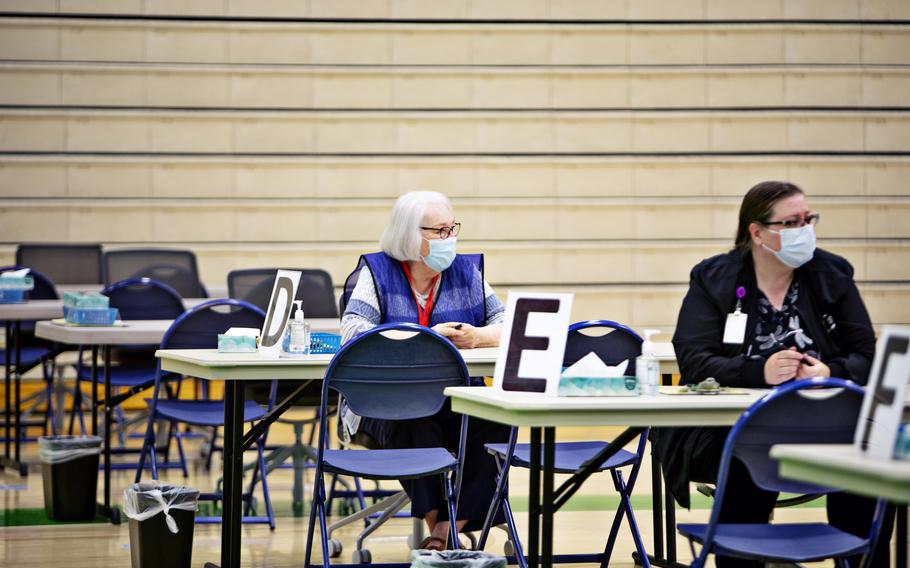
[
  {"left": 854, "top": 325, "right": 910, "bottom": 459},
  {"left": 492, "top": 291, "right": 573, "bottom": 397}
]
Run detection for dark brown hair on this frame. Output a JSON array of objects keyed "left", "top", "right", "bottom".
[{"left": 734, "top": 181, "right": 804, "bottom": 249}]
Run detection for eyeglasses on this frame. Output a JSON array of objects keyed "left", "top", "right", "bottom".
[
  {"left": 761, "top": 213, "right": 820, "bottom": 229},
  {"left": 420, "top": 223, "right": 461, "bottom": 240}
]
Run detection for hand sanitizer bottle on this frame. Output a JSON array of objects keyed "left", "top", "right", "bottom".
[
  {"left": 637, "top": 329, "right": 661, "bottom": 396},
  {"left": 287, "top": 300, "right": 310, "bottom": 355}
]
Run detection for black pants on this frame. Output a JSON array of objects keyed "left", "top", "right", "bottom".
[
  {"left": 359, "top": 399, "right": 510, "bottom": 530},
  {"left": 686, "top": 427, "right": 894, "bottom": 568}
]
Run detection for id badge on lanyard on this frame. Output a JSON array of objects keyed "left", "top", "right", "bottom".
[{"left": 723, "top": 286, "right": 748, "bottom": 345}]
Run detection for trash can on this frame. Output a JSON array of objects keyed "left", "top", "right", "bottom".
[
  {"left": 39, "top": 435, "right": 102, "bottom": 521},
  {"left": 410, "top": 550, "right": 507, "bottom": 568},
  {"left": 123, "top": 481, "right": 199, "bottom": 568}
]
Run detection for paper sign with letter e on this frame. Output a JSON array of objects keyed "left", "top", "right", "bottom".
[
  {"left": 258, "top": 269, "right": 301, "bottom": 359},
  {"left": 854, "top": 325, "right": 910, "bottom": 459},
  {"left": 492, "top": 291, "right": 573, "bottom": 397}
]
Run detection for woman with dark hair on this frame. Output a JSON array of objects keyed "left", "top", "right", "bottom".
[{"left": 655, "top": 181, "right": 893, "bottom": 567}]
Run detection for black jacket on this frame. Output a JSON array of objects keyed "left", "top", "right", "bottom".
[
  {"left": 655, "top": 247, "right": 875, "bottom": 507},
  {"left": 672, "top": 247, "right": 874, "bottom": 387}
]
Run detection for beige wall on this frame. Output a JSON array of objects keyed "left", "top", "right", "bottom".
[{"left": 0, "top": 2, "right": 908, "bottom": 333}]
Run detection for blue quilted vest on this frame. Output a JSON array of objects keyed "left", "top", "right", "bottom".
[{"left": 359, "top": 252, "right": 486, "bottom": 327}]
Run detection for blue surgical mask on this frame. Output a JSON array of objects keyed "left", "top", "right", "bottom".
[
  {"left": 762, "top": 224, "right": 816, "bottom": 269},
  {"left": 422, "top": 237, "right": 457, "bottom": 272}
]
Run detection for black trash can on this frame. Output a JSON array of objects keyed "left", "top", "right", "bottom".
[
  {"left": 39, "top": 435, "right": 102, "bottom": 521},
  {"left": 411, "top": 550, "right": 507, "bottom": 568},
  {"left": 124, "top": 482, "right": 200, "bottom": 568}
]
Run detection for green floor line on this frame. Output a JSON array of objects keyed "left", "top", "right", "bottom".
[{"left": 0, "top": 508, "right": 108, "bottom": 527}]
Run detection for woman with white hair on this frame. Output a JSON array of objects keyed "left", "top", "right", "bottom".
[{"left": 341, "top": 190, "right": 509, "bottom": 550}]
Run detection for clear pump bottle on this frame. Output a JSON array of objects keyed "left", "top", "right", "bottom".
[
  {"left": 287, "top": 300, "right": 310, "bottom": 355},
  {"left": 637, "top": 329, "right": 661, "bottom": 396}
]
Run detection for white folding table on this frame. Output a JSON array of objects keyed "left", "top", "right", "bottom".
[
  {"left": 155, "top": 347, "right": 498, "bottom": 568},
  {"left": 444, "top": 386, "right": 766, "bottom": 568}
]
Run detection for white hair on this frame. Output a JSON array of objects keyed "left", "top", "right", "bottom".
[{"left": 380, "top": 191, "right": 453, "bottom": 261}]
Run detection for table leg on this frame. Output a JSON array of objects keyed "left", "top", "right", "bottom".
[
  {"left": 665, "top": 483, "right": 677, "bottom": 563},
  {"left": 103, "top": 346, "right": 112, "bottom": 514},
  {"left": 90, "top": 346, "right": 99, "bottom": 436},
  {"left": 897, "top": 505, "right": 907, "bottom": 568},
  {"left": 13, "top": 321, "right": 21, "bottom": 468},
  {"left": 541, "top": 427, "right": 555, "bottom": 567},
  {"left": 4, "top": 321, "right": 10, "bottom": 460},
  {"left": 650, "top": 444, "right": 664, "bottom": 559},
  {"left": 220, "top": 381, "right": 245, "bottom": 568},
  {"left": 528, "top": 427, "right": 541, "bottom": 568}
]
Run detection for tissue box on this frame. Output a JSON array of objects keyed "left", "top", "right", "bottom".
[
  {"left": 0, "top": 275, "right": 34, "bottom": 290},
  {"left": 218, "top": 333, "right": 258, "bottom": 353},
  {"left": 0, "top": 274, "right": 34, "bottom": 303},
  {"left": 64, "top": 291, "right": 109, "bottom": 309},
  {"left": 558, "top": 375, "right": 639, "bottom": 397},
  {"left": 63, "top": 292, "right": 109, "bottom": 317}
]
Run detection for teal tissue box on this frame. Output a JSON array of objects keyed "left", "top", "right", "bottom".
[
  {"left": 218, "top": 334, "right": 257, "bottom": 353},
  {"left": 64, "top": 291, "right": 109, "bottom": 309},
  {"left": 558, "top": 375, "right": 638, "bottom": 397},
  {"left": 0, "top": 275, "right": 34, "bottom": 290}
]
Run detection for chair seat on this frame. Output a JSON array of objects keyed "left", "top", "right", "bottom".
[
  {"left": 486, "top": 440, "right": 639, "bottom": 473},
  {"left": 1, "top": 346, "right": 52, "bottom": 368},
  {"left": 678, "top": 522, "right": 870, "bottom": 562},
  {"left": 77, "top": 365, "right": 174, "bottom": 388},
  {"left": 148, "top": 399, "right": 267, "bottom": 427},
  {"left": 322, "top": 448, "right": 458, "bottom": 480}
]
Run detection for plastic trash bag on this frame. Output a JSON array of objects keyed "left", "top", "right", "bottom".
[
  {"left": 38, "top": 435, "right": 102, "bottom": 465},
  {"left": 123, "top": 481, "right": 199, "bottom": 534},
  {"left": 410, "top": 550, "right": 507, "bottom": 568}
]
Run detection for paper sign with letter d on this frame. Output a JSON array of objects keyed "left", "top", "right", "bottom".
[
  {"left": 492, "top": 291, "right": 573, "bottom": 397},
  {"left": 259, "top": 269, "right": 302, "bottom": 359}
]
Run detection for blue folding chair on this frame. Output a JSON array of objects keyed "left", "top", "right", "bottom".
[
  {"left": 679, "top": 377, "right": 887, "bottom": 567},
  {"left": 1, "top": 266, "right": 60, "bottom": 439},
  {"left": 135, "top": 299, "right": 277, "bottom": 528},
  {"left": 69, "top": 278, "right": 185, "bottom": 446},
  {"left": 304, "top": 323, "right": 471, "bottom": 567},
  {"left": 479, "top": 319, "right": 651, "bottom": 567}
]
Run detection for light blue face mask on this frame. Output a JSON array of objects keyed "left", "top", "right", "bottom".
[
  {"left": 422, "top": 237, "right": 457, "bottom": 272},
  {"left": 762, "top": 224, "right": 816, "bottom": 269}
]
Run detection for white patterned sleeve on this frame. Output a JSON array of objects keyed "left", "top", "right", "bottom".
[{"left": 341, "top": 266, "right": 380, "bottom": 344}]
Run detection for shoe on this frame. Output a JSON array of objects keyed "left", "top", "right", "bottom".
[{"left": 418, "top": 536, "right": 446, "bottom": 551}]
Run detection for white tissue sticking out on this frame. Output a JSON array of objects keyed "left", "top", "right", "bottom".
[
  {"left": 561, "top": 352, "right": 628, "bottom": 378},
  {"left": 0, "top": 268, "right": 30, "bottom": 278},
  {"left": 224, "top": 327, "right": 259, "bottom": 337}
]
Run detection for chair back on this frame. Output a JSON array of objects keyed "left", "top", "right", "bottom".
[
  {"left": 322, "top": 323, "right": 470, "bottom": 421},
  {"left": 103, "top": 278, "right": 184, "bottom": 321},
  {"left": 16, "top": 244, "right": 102, "bottom": 285},
  {"left": 339, "top": 254, "right": 483, "bottom": 314},
  {"left": 720, "top": 377, "right": 864, "bottom": 497},
  {"left": 228, "top": 268, "right": 338, "bottom": 318},
  {"left": 564, "top": 319, "right": 643, "bottom": 373},
  {"left": 103, "top": 248, "right": 207, "bottom": 298},
  {"left": 160, "top": 299, "right": 265, "bottom": 351}
]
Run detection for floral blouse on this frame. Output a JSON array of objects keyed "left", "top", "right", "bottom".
[{"left": 746, "top": 280, "right": 819, "bottom": 361}]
